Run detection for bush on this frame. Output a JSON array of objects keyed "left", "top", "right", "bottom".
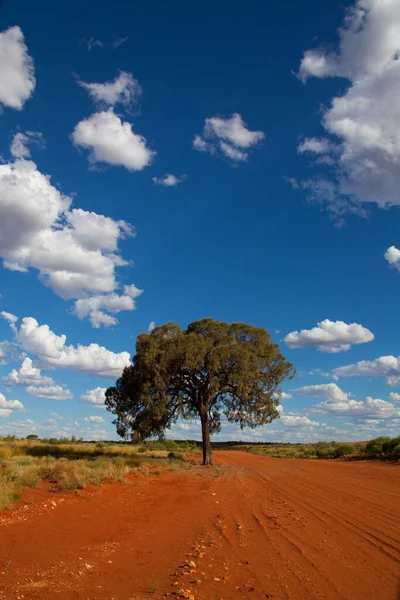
[
  {"left": 333, "top": 444, "right": 355, "bottom": 458},
  {"left": 365, "top": 436, "right": 400, "bottom": 457},
  {"left": 315, "top": 446, "right": 335, "bottom": 458},
  {"left": 168, "top": 451, "right": 185, "bottom": 461},
  {"left": 364, "top": 437, "right": 392, "bottom": 455}
]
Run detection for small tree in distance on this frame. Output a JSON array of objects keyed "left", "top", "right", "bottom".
[{"left": 105, "top": 318, "right": 295, "bottom": 465}]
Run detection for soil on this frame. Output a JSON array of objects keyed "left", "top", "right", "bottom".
[{"left": 0, "top": 451, "right": 399, "bottom": 600}]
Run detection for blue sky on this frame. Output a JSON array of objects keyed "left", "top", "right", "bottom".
[{"left": 0, "top": 0, "right": 399, "bottom": 442}]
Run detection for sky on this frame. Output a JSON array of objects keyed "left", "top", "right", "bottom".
[{"left": 0, "top": 0, "right": 399, "bottom": 443}]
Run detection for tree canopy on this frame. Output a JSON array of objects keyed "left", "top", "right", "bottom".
[{"left": 105, "top": 318, "right": 295, "bottom": 465}]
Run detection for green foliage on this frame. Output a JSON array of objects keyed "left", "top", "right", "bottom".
[
  {"left": 315, "top": 446, "right": 335, "bottom": 458},
  {"left": 333, "top": 444, "right": 355, "bottom": 458},
  {"left": 168, "top": 451, "right": 185, "bottom": 461},
  {"left": 105, "top": 318, "right": 295, "bottom": 464},
  {"left": 26, "top": 434, "right": 39, "bottom": 441},
  {"left": 241, "top": 437, "right": 399, "bottom": 460},
  {"left": 364, "top": 436, "right": 400, "bottom": 457}
]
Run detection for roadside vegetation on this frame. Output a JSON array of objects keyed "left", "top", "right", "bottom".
[
  {"left": 0, "top": 437, "right": 199, "bottom": 511},
  {"left": 240, "top": 436, "right": 400, "bottom": 460}
]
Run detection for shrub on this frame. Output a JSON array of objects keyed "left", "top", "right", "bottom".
[
  {"left": 382, "top": 436, "right": 400, "bottom": 454},
  {"left": 315, "top": 446, "right": 335, "bottom": 458},
  {"left": 333, "top": 444, "right": 355, "bottom": 458},
  {"left": 364, "top": 437, "right": 392, "bottom": 456},
  {"left": 168, "top": 451, "right": 185, "bottom": 461}
]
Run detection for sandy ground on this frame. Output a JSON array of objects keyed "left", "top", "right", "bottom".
[{"left": 0, "top": 451, "right": 399, "bottom": 600}]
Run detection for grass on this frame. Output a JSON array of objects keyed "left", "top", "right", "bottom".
[
  {"left": 0, "top": 438, "right": 201, "bottom": 511},
  {"left": 239, "top": 436, "right": 400, "bottom": 460}
]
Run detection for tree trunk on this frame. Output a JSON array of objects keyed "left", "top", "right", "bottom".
[{"left": 200, "top": 410, "right": 212, "bottom": 466}]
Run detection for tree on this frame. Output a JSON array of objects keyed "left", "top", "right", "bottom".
[
  {"left": 105, "top": 319, "right": 295, "bottom": 465},
  {"left": 26, "top": 434, "right": 39, "bottom": 441}
]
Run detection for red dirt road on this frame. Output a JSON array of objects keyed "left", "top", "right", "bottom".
[{"left": 0, "top": 452, "right": 399, "bottom": 600}]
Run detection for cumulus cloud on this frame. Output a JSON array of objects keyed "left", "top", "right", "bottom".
[
  {"left": 284, "top": 319, "right": 374, "bottom": 352},
  {"left": 389, "top": 393, "right": 400, "bottom": 403},
  {"left": 297, "top": 137, "right": 333, "bottom": 155},
  {"left": 13, "top": 316, "right": 130, "bottom": 378},
  {"left": 0, "top": 158, "right": 141, "bottom": 325},
  {"left": 273, "top": 391, "right": 292, "bottom": 400},
  {"left": 384, "top": 246, "right": 400, "bottom": 272},
  {"left": 84, "top": 415, "right": 105, "bottom": 423},
  {"left": 193, "top": 113, "right": 264, "bottom": 162},
  {"left": 0, "top": 392, "right": 24, "bottom": 411},
  {"left": 3, "top": 357, "right": 54, "bottom": 386},
  {"left": 314, "top": 395, "right": 400, "bottom": 420},
  {"left": 0, "top": 341, "right": 17, "bottom": 365},
  {"left": 73, "top": 284, "right": 143, "bottom": 328},
  {"left": 280, "top": 414, "right": 319, "bottom": 427},
  {"left": 148, "top": 321, "right": 156, "bottom": 333},
  {"left": 296, "top": 0, "right": 400, "bottom": 215},
  {"left": 0, "top": 409, "right": 12, "bottom": 418},
  {"left": 0, "top": 26, "right": 35, "bottom": 110},
  {"left": 296, "top": 383, "right": 350, "bottom": 403},
  {"left": 333, "top": 355, "right": 400, "bottom": 387},
  {"left": 10, "top": 131, "right": 45, "bottom": 158},
  {"left": 81, "top": 387, "right": 107, "bottom": 409},
  {"left": 72, "top": 109, "right": 155, "bottom": 171},
  {"left": 26, "top": 385, "right": 72, "bottom": 400},
  {"left": 152, "top": 174, "right": 186, "bottom": 187},
  {"left": 1, "top": 311, "right": 18, "bottom": 324},
  {"left": 78, "top": 71, "right": 142, "bottom": 109}
]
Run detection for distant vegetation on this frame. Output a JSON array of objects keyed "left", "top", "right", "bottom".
[
  {"left": 238, "top": 436, "right": 400, "bottom": 460},
  {"left": 0, "top": 437, "right": 199, "bottom": 511}
]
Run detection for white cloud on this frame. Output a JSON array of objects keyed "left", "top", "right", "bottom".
[
  {"left": 389, "top": 393, "right": 400, "bottom": 402},
  {"left": 193, "top": 135, "right": 215, "bottom": 154},
  {"left": 73, "top": 285, "right": 143, "bottom": 328},
  {"left": 152, "top": 174, "right": 186, "bottom": 187},
  {"left": 296, "top": 383, "right": 350, "bottom": 403},
  {"left": 26, "top": 385, "right": 72, "bottom": 400},
  {"left": 10, "top": 131, "right": 45, "bottom": 158},
  {"left": 81, "top": 387, "right": 107, "bottom": 409},
  {"left": 148, "top": 321, "right": 156, "bottom": 333},
  {"left": 284, "top": 319, "right": 374, "bottom": 352},
  {"left": 0, "top": 409, "right": 12, "bottom": 418},
  {"left": 333, "top": 354, "right": 400, "bottom": 386},
  {"left": 193, "top": 113, "right": 264, "bottom": 162},
  {"left": 273, "top": 391, "right": 292, "bottom": 400},
  {"left": 0, "top": 158, "right": 140, "bottom": 326},
  {"left": 219, "top": 141, "right": 248, "bottom": 162},
  {"left": 82, "top": 36, "right": 128, "bottom": 52},
  {"left": 314, "top": 394, "right": 400, "bottom": 420},
  {"left": 0, "top": 341, "right": 17, "bottom": 365},
  {"left": 72, "top": 109, "right": 155, "bottom": 171},
  {"left": 4, "top": 356, "right": 54, "bottom": 386},
  {"left": 296, "top": 0, "right": 400, "bottom": 214},
  {"left": 280, "top": 414, "right": 319, "bottom": 427},
  {"left": 0, "top": 26, "right": 35, "bottom": 110},
  {"left": 78, "top": 71, "right": 142, "bottom": 109},
  {"left": 297, "top": 137, "right": 333, "bottom": 155},
  {"left": 84, "top": 415, "right": 105, "bottom": 423},
  {"left": 0, "top": 392, "right": 24, "bottom": 411},
  {"left": 13, "top": 316, "right": 130, "bottom": 378},
  {"left": 1, "top": 311, "right": 18, "bottom": 324},
  {"left": 384, "top": 246, "right": 400, "bottom": 272}
]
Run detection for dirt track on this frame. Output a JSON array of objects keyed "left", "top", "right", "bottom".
[{"left": 0, "top": 451, "right": 399, "bottom": 600}]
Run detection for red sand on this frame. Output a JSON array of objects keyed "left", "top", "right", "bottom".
[{"left": 0, "top": 451, "right": 399, "bottom": 600}]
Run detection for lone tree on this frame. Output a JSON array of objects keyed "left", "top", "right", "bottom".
[{"left": 105, "top": 319, "right": 295, "bottom": 465}]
